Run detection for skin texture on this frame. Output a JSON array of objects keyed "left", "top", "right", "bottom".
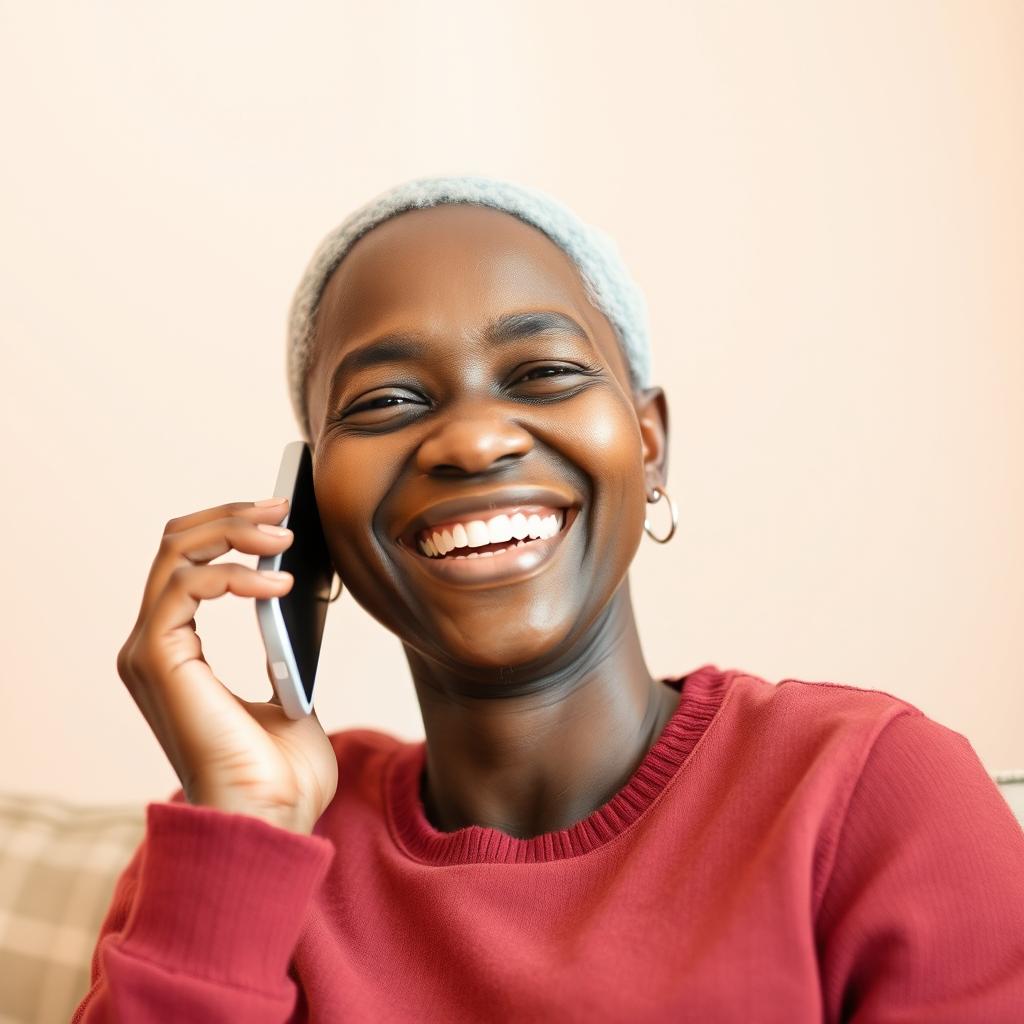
[{"left": 304, "top": 204, "right": 680, "bottom": 838}]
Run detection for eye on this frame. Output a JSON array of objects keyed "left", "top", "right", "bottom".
[
  {"left": 517, "top": 365, "right": 577, "bottom": 381},
  {"left": 514, "top": 364, "right": 592, "bottom": 385},
  {"left": 510, "top": 363, "right": 601, "bottom": 398},
  {"left": 350, "top": 394, "right": 416, "bottom": 412},
  {"left": 336, "top": 389, "right": 427, "bottom": 423}
]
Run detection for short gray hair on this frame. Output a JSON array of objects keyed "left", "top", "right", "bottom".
[{"left": 286, "top": 174, "right": 652, "bottom": 440}]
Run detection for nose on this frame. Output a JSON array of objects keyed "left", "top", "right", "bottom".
[{"left": 414, "top": 408, "right": 534, "bottom": 476}]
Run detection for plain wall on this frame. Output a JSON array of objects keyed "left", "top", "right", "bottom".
[{"left": 2, "top": 1, "right": 1021, "bottom": 804}]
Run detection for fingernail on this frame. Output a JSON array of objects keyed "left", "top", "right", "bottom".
[
  {"left": 255, "top": 497, "right": 288, "bottom": 507},
  {"left": 260, "top": 570, "right": 292, "bottom": 580},
  {"left": 257, "top": 523, "right": 291, "bottom": 536}
]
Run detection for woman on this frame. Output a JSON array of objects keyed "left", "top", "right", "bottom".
[{"left": 74, "top": 177, "right": 1024, "bottom": 1022}]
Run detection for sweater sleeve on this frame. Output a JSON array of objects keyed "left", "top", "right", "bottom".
[
  {"left": 815, "top": 709, "right": 1024, "bottom": 1023},
  {"left": 70, "top": 793, "right": 335, "bottom": 1023}
]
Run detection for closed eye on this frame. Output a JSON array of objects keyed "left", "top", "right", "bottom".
[
  {"left": 516, "top": 365, "right": 579, "bottom": 382},
  {"left": 348, "top": 394, "right": 421, "bottom": 413},
  {"left": 333, "top": 363, "right": 600, "bottom": 426}
]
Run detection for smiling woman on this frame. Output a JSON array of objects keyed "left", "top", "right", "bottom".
[
  {"left": 74, "top": 177, "right": 1024, "bottom": 1023},
  {"left": 297, "top": 195, "right": 670, "bottom": 691}
]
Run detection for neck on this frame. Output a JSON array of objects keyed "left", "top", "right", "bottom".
[{"left": 404, "top": 579, "right": 682, "bottom": 838}]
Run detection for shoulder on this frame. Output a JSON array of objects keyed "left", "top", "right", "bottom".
[
  {"left": 311, "top": 727, "right": 418, "bottom": 832},
  {"left": 327, "top": 724, "right": 412, "bottom": 758},
  {"left": 764, "top": 675, "right": 987, "bottom": 790},
  {"left": 753, "top": 670, "right": 924, "bottom": 720},
  {"left": 715, "top": 668, "right": 928, "bottom": 758},
  {"left": 326, "top": 725, "right": 417, "bottom": 783},
  {"left": 779, "top": 678, "right": 1024, "bottom": 915},
  {"left": 749, "top": 675, "right": 1002, "bottom": 823},
  {"left": 708, "top": 670, "right": 974, "bottom": 843}
]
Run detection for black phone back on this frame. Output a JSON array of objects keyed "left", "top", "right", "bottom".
[{"left": 256, "top": 441, "right": 336, "bottom": 715}]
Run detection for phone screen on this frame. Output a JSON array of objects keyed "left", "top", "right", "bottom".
[{"left": 256, "top": 441, "right": 336, "bottom": 714}]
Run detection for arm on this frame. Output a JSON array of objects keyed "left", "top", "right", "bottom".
[
  {"left": 72, "top": 793, "right": 335, "bottom": 1023},
  {"left": 816, "top": 709, "right": 1024, "bottom": 1023}
]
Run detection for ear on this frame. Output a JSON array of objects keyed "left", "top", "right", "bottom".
[{"left": 635, "top": 386, "right": 669, "bottom": 498}]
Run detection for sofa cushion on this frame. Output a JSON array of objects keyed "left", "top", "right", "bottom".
[{"left": 0, "top": 792, "right": 144, "bottom": 1024}]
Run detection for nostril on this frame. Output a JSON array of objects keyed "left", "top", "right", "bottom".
[
  {"left": 417, "top": 422, "right": 533, "bottom": 477},
  {"left": 432, "top": 452, "right": 523, "bottom": 477}
]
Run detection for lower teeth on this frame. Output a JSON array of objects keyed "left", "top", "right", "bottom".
[{"left": 448, "top": 539, "right": 528, "bottom": 559}]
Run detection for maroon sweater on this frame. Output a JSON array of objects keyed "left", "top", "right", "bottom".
[{"left": 73, "top": 665, "right": 1024, "bottom": 1022}]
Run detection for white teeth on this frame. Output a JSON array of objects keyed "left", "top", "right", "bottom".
[
  {"left": 466, "top": 520, "right": 490, "bottom": 547},
  {"left": 487, "top": 515, "right": 513, "bottom": 544},
  {"left": 435, "top": 538, "right": 533, "bottom": 560},
  {"left": 510, "top": 512, "right": 529, "bottom": 539},
  {"left": 417, "top": 508, "right": 567, "bottom": 557}
]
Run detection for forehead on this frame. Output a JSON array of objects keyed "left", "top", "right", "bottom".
[{"left": 310, "top": 204, "right": 630, "bottom": 383}]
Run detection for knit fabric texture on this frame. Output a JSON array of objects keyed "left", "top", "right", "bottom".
[
  {"left": 71, "top": 665, "right": 1024, "bottom": 1021},
  {"left": 286, "top": 175, "right": 652, "bottom": 440}
]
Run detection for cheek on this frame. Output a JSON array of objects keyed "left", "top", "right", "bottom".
[
  {"left": 313, "top": 444, "right": 392, "bottom": 569},
  {"left": 548, "top": 390, "right": 647, "bottom": 568},
  {"left": 580, "top": 405, "right": 627, "bottom": 453},
  {"left": 314, "top": 444, "right": 412, "bottom": 633},
  {"left": 565, "top": 390, "right": 647, "bottom": 502}
]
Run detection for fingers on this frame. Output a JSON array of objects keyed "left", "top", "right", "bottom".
[
  {"left": 146, "top": 561, "right": 293, "bottom": 642},
  {"left": 124, "top": 563, "right": 294, "bottom": 781},
  {"left": 163, "top": 497, "right": 290, "bottom": 536},
  {"left": 116, "top": 495, "right": 337, "bottom": 825},
  {"left": 135, "top": 499, "right": 292, "bottom": 626}
]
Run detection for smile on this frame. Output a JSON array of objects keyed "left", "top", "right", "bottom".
[
  {"left": 416, "top": 507, "right": 566, "bottom": 558},
  {"left": 396, "top": 506, "right": 579, "bottom": 587}
]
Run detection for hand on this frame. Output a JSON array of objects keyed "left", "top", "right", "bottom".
[{"left": 116, "top": 497, "right": 339, "bottom": 835}]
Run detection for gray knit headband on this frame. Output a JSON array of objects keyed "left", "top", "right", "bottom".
[{"left": 286, "top": 174, "right": 652, "bottom": 440}]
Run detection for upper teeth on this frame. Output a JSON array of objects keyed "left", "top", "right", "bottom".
[{"left": 418, "top": 510, "right": 565, "bottom": 557}]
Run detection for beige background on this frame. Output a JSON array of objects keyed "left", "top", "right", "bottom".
[{"left": 2, "top": 2, "right": 1021, "bottom": 804}]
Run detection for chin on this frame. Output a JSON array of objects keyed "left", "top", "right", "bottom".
[{"left": 430, "top": 619, "right": 577, "bottom": 676}]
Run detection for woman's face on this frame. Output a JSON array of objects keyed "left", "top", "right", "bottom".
[{"left": 304, "top": 204, "right": 667, "bottom": 675}]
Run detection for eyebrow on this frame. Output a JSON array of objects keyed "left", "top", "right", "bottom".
[{"left": 328, "top": 310, "right": 591, "bottom": 400}]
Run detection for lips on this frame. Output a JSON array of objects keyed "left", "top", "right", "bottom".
[
  {"left": 395, "top": 486, "right": 578, "bottom": 550},
  {"left": 391, "top": 486, "right": 581, "bottom": 588},
  {"left": 395, "top": 505, "right": 580, "bottom": 588}
]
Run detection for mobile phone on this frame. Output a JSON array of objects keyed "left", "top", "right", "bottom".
[{"left": 255, "top": 441, "right": 338, "bottom": 718}]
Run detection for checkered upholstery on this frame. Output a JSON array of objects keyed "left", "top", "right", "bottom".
[
  {"left": 1, "top": 778, "right": 1022, "bottom": 1024},
  {"left": 0, "top": 793, "right": 144, "bottom": 1024}
]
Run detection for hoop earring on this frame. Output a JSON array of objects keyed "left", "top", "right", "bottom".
[
  {"left": 643, "top": 485, "right": 678, "bottom": 544},
  {"left": 327, "top": 574, "right": 343, "bottom": 603}
]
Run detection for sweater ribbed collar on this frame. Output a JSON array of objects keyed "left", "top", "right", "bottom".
[{"left": 385, "top": 664, "right": 735, "bottom": 865}]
